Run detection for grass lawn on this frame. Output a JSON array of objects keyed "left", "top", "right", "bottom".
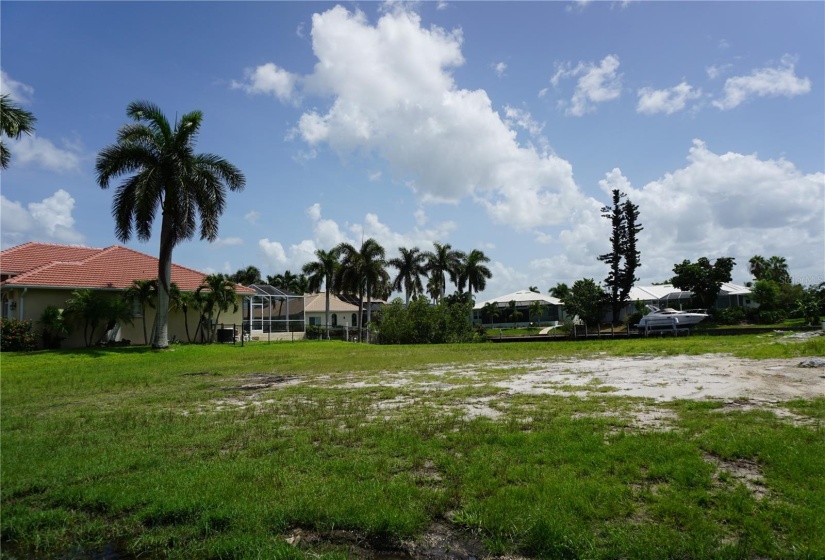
[{"left": 2, "top": 335, "right": 824, "bottom": 559}]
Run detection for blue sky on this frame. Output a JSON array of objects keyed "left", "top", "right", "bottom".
[{"left": 2, "top": 1, "right": 823, "bottom": 297}]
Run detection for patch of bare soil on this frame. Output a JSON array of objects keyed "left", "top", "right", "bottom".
[
  {"left": 494, "top": 355, "right": 825, "bottom": 402},
  {"left": 703, "top": 452, "right": 768, "bottom": 500},
  {"left": 572, "top": 404, "right": 678, "bottom": 433},
  {"left": 283, "top": 522, "right": 506, "bottom": 560},
  {"left": 222, "top": 373, "right": 299, "bottom": 391}
]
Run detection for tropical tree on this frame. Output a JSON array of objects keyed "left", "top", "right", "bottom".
[
  {"left": 231, "top": 265, "right": 262, "bottom": 286},
  {"left": 0, "top": 94, "right": 37, "bottom": 169},
  {"left": 460, "top": 249, "right": 493, "bottom": 300},
  {"left": 335, "top": 238, "right": 388, "bottom": 333},
  {"left": 549, "top": 283, "right": 571, "bottom": 300},
  {"left": 766, "top": 256, "right": 791, "bottom": 284},
  {"left": 196, "top": 274, "right": 238, "bottom": 342},
  {"left": 38, "top": 306, "right": 70, "bottom": 349},
  {"left": 748, "top": 255, "right": 769, "bottom": 281},
  {"left": 508, "top": 300, "right": 522, "bottom": 328},
  {"left": 562, "top": 279, "right": 605, "bottom": 327},
  {"left": 388, "top": 246, "right": 427, "bottom": 305},
  {"left": 424, "top": 242, "right": 465, "bottom": 300},
  {"left": 529, "top": 286, "right": 540, "bottom": 293},
  {"left": 426, "top": 276, "right": 441, "bottom": 304},
  {"left": 482, "top": 301, "right": 500, "bottom": 328},
  {"left": 64, "top": 290, "right": 134, "bottom": 347},
  {"left": 529, "top": 301, "right": 547, "bottom": 327},
  {"left": 96, "top": 100, "right": 245, "bottom": 349},
  {"left": 671, "top": 257, "right": 735, "bottom": 309},
  {"left": 175, "top": 290, "right": 201, "bottom": 343},
  {"left": 124, "top": 278, "right": 157, "bottom": 345},
  {"left": 303, "top": 248, "right": 340, "bottom": 337}
]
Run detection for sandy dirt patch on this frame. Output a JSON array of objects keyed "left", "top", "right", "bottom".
[{"left": 494, "top": 354, "right": 825, "bottom": 402}]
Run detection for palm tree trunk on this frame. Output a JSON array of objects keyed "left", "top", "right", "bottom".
[
  {"left": 325, "top": 289, "right": 330, "bottom": 339},
  {"left": 152, "top": 213, "right": 173, "bottom": 349},
  {"left": 142, "top": 305, "right": 148, "bottom": 345}
]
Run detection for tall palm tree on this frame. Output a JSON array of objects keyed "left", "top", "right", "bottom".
[
  {"left": 508, "top": 300, "right": 522, "bottom": 329},
  {"left": 303, "top": 248, "right": 340, "bottom": 337},
  {"left": 766, "top": 256, "right": 790, "bottom": 284},
  {"left": 335, "top": 239, "right": 388, "bottom": 333},
  {"left": 460, "top": 249, "right": 493, "bottom": 300},
  {"left": 96, "top": 100, "right": 245, "bottom": 349},
  {"left": 292, "top": 274, "right": 310, "bottom": 295},
  {"left": 0, "top": 94, "right": 37, "bottom": 169},
  {"left": 388, "top": 246, "right": 427, "bottom": 305},
  {"left": 176, "top": 290, "right": 201, "bottom": 343},
  {"left": 748, "top": 255, "right": 768, "bottom": 281},
  {"left": 424, "top": 242, "right": 464, "bottom": 300},
  {"left": 426, "top": 276, "right": 441, "bottom": 304},
  {"left": 124, "top": 278, "right": 157, "bottom": 345}
]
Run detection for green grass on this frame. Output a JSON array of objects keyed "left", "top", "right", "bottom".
[{"left": 2, "top": 335, "right": 824, "bottom": 559}]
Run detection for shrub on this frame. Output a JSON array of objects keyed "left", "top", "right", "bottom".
[
  {"left": 713, "top": 306, "right": 746, "bottom": 325},
  {"left": 376, "top": 297, "right": 476, "bottom": 344},
  {"left": 1, "top": 318, "right": 37, "bottom": 352}
]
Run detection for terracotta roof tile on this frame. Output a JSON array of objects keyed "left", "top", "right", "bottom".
[{"left": 0, "top": 242, "right": 254, "bottom": 293}]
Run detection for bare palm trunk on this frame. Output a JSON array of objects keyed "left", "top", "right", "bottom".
[
  {"left": 152, "top": 213, "right": 173, "bottom": 349},
  {"left": 325, "top": 289, "right": 330, "bottom": 339},
  {"left": 142, "top": 305, "right": 148, "bottom": 345}
]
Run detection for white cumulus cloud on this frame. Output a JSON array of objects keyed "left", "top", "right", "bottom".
[
  {"left": 713, "top": 55, "right": 811, "bottom": 110},
  {"left": 551, "top": 55, "right": 622, "bottom": 116},
  {"left": 0, "top": 189, "right": 85, "bottom": 247},
  {"left": 637, "top": 82, "right": 702, "bottom": 115},
  {"left": 7, "top": 135, "right": 82, "bottom": 173},
  {"left": 255, "top": 5, "right": 587, "bottom": 231},
  {"left": 0, "top": 70, "right": 35, "bottom": 104},
  {"left": 232, "top": 62, "right": 299, "bottom": 103}
]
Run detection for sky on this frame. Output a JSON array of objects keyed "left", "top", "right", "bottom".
[{"left": 2, "top": 1, "right": 824, "bottom": 299}]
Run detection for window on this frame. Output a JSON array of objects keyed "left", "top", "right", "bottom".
[
  {"left": 352, "top": 313, "right": 357, "bottom": 326},
  {"left": 331, "top": 313, "right": 337, "bottom": 327},
  {"left": 309, "top": 316, "right": 319, "bottom": 326},
  {"left": 131, "top": 297, "right": 142, "bottom": 318}
]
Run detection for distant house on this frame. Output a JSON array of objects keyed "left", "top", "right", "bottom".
[
  {"left": 473, "top": 289, "right": 565, "bottom": 326},
  {"left": 612, "top": 283, "right": 753, "bottom": 322},
  {"left": 304, "top": 292, "right": 360, "bottom": 329},
  {"left": 0, "top": 242, "right": 253, "bottom": 347}
]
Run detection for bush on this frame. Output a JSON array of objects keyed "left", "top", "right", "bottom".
[
  {"left": 713, "top": 306, "right": 746, "bottom": 325},
  {"left": 1, "top": 318, "right": 37, "bottom": 352},
  {"left": 376, "top": 297, "right": 476, "bottom": 344}
]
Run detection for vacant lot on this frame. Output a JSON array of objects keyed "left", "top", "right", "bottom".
[{"left": 2, "top": 333, "right": 824, "bottom": 559}]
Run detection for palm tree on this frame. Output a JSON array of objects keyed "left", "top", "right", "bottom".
[
  {"left": 292, "top": 274, "right": 310, "bottom": 295},
  {"left": 388, "top": 247, "right": 427, "bottom": 305},
  {"left": 303, "top": 248, "right": 340, "bottom": 337},
  {"left": 766, "top": 256, "right": 790, "bottom": 284},
  {"left": 426, "top": 276, "right": 441, "bottom": 304},
  {"left": 196, "top": 274, "right": 239, "bottom": 342},
  {"left": 96, "top": 100, "right": 245, "bottom": 349},
  {"left": 124, "top": 279, "right": 157, "bottom": 345},
  {"left": 482, "top": 301, "right": 500, "bottom": 328},
  {"left": 64, "top": 290, "right": 134, "bottom": 347},
  {"left": 549, "top": 283, "right": 571, "bottom": 300},
  {"left": 335, "top": 239, "right": 388, "bottom": 333},
  {"left": 424, "top": 242, "right": 465, "bottom": 300},
  {"left": 529, "top": 301, "right": 546, "bottom": 327},
  {"left": 748, "top": 255, "right": 768, "bottom": 281},
  {"left": 529, "top": 286, "right": 540, "bottom": 293},
  {"left": 0, "top": 94, "right": 37, "bottom": 169},
  {"left": 460, "top": 249, "right": 493, "bottom": 301},
  {"left": 175, "top": 290, "right": 201, "bottom": 343},
  {"left": 232, "top": 265, "right": 262, "bottom": 286},
  {"left": 508, "top": 300, "right": 522, "bottom": 329}
]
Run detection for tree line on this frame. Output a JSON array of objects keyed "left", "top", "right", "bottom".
[{"left": 230, "top": 241, "right": 493, "bottom": 339}]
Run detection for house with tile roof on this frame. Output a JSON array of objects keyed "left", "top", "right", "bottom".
[{"left": 0, "top": 242, "right": 254, "bottom": 347}]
